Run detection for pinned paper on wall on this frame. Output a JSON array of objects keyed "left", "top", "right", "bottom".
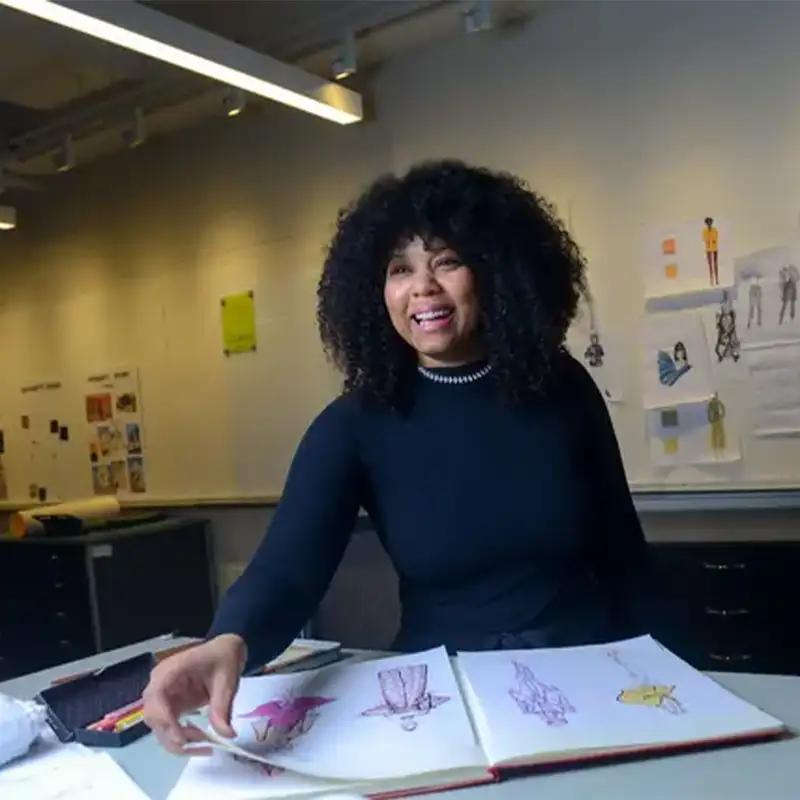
[
  {"left": 644, "top": 215, "right": 733, "bottom": 300},
  {"left": 744, "top": 342, "right": 800, "bottom": 436},
  {"left": 641, "top": 311, "right": 715, "bottom": 408},
  {"left": 647, "top": 397, "right": 740, "bottom": 468},
  {"left": 735, "top": 244, "right": 800, "bottom": 346},
  {"left": 221, "top": 290, "right": 257, "bottom": 356},
  {"left": 18, "top": 379, "right": 69, "bottom": 502},
  {"left": 85, "top": 367, "right": 147, "bottom": 495},
  {"left": 569, "top": 289, "right": 624, "bottom": 403}
]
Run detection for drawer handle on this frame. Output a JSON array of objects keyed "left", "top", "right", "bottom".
[
  {"left": 709, "top": 653, "right": 752, "bottom": 662},
  {"left": 56, "top": 611, "right": 66, "bottom": 618},
  {"left": 705, "top": 607, "right": 750, "bottom": 616},
  {"left": 702, "top": 562, "right": 746, "bottom": 570},
  {"left": 59, "top": 639, "right": 71, "bottom": 646}
]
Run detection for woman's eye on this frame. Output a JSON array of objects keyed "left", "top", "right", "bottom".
[{"left": 437, "top": 258, "right": 461, "bottom": 269}]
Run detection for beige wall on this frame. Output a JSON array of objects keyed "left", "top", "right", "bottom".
[{"left": 2, "top": 1, "right": 800, "bottom": 590}]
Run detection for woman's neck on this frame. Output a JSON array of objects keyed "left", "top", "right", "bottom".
[{"left": 418, "top": 343, "right": 486, "bottom": 370}]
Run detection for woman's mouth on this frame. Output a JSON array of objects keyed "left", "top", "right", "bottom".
[{"left": 411, "top": 308, "right": 455, "bottom": 331}]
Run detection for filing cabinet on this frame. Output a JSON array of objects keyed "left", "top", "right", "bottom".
[
  {"left": 650, "top": 541, "right": 800, "bottom": 675},
  {"left": 0, "top": 517, "right": 216, "bottom": 681}
]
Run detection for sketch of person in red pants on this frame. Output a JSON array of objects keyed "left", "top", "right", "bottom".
[
  {"left": 361, "top": 663, "right": 450, "bottom": 731},
  {"left": 508, "top": 660, "right": 576, "bottom": 726}
]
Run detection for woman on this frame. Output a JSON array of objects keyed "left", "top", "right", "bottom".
[{"left": 143, "top": 160, "right": 671, "bottom": 754}]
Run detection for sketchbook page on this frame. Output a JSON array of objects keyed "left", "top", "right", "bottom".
[
  {"left": 166, "top": 749, "right": 367, "bottom": 799},
  {"left": 456, "top": 635, "right": 784, "bottom": 767},
  {"left": 208, "top": 646, "right": 488, "bottom": 783}
]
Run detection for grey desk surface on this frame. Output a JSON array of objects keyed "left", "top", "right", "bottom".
[{"left": 2, "top": 635, "right": 800, "bottom": 799}]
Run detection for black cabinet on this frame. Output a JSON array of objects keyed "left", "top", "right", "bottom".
[
  {"left": 0, "top": 517, "right": 216, "bottom": 681},
  {"left": 650, "top": 540, "right": 800, "bottom": 676}
]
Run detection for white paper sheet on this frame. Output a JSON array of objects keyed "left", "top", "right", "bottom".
[
  {"left": 206, "top": 647, "right": 486, "bottom": 782},
  {"left": 456, "top": 635, "right": 782, "bottom": 768},
  {"left": 641, "top": 311, "right": 715, "bottom": 408},
  {"left": 744, "top": 342, "right": 800, "bottom": 435},
  {"left": 644, "top": 215, "right": 734, "bottom": 299},
  {"left": 646, "top": 398, "right": 740, "bottom": 467},
  {"left": 0, "top": 741, "right": 148, "bottom": 799},
  {"left": 700, "top": 291, "right": 745, "bottom": 377},
  {"left": 735, "top": 243, "right": 800, "bottom": 346}
]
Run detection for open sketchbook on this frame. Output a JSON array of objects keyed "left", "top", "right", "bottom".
[{"left": 167, "top": 635, "right": 786, "bottom": 799}]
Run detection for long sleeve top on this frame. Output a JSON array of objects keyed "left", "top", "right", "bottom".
[{"left": 208, "top": 354, "right": 673, "bottom": 672}]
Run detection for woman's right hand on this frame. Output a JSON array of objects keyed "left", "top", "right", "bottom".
[{"left": 142, "top": 633, "right": 247, "bottom": 755}]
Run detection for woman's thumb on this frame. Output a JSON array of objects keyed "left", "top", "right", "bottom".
[{"left": 208, "top": 669, "right": 237, "bottom": 738}]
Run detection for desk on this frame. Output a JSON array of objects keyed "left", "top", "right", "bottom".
[{"left": 2, "top": 635, "right": 800, "bottom": 799}]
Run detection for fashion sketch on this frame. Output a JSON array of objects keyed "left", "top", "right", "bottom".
[
  {"left": 778, "top": 263, "right": 799, "bottom": 325},
  {"left": 361, "top": 664, "right": 450, "bottom": 731},
  {"left": 232, "top": 753, "right": 284, "bottom": 777},
  {"left": 237, "top": 694, "right": 334, "bottom": 749},
  {"left": 707, "top": 393, "right": 727, "bottom": 456},
  {"left": 714, "top": 291, "right": 740, "bottom": 363},
  {"left": 657, "top": 341, "right": 692, "bottom": 387},
  {"left": 747, "top": 276, "right": 763, "bottom": 328},
  {"left": 508, "top": 660, "right": 576, "bottom": 727},
  {"left": 702, "top": 217, "right": 719, "bottom": 286},
  {"left": 607, "top": 649, "right": 685, "bottom": 715}
]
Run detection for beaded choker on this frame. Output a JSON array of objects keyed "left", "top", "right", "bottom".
[{"left": 417, "top": 363, "right": 492, "bottom": 385}]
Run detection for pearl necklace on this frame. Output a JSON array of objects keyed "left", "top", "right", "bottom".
[{"left": 417, "top": 363, "right": 492, "bottom": 385}]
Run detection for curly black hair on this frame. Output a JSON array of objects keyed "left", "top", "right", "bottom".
[{"left": 317, "top": 159, "right": 587, "bottom": 409}]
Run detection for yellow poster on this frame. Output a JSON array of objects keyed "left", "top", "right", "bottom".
[{"left": 220, "top": 290, "right": 257, "bottom": 355}]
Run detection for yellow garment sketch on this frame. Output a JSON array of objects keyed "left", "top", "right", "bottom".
[
  {"left": 607, "top": 649, "right": 685, "bottom": 715},
  {"left": 707, "top": 393, "right": 726, "bottom": 456}
]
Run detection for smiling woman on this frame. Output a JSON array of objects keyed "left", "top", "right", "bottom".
[
  {"left": 384, "top": 236, "right": 482, "bottom": 368},
  {"left": 142, "top": 160, "right": 683, "bottom": 756}
]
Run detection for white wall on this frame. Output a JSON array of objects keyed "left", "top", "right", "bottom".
[
  {"left": 374, "top": 0, "right": 800, "bottom": 488},
  {"left": 3, "top": 1, "right": 800, "bottom": 571},
  {"left": 0, "top": 103, "right": 389, "bottom": 502}
]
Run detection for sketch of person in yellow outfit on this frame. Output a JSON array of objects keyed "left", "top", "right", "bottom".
[
  {"left": 607, "top": 649, "right": 685, "bottom": 715},
  {"left": 702, "top": 217, "right": 719, "bottom": 286},
  {"left": 707, "top": 393, "right": 726, "bottom": 456}
]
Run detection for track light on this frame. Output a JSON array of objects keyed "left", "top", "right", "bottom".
[
  {"left": 223, "top": 86, "right": 245, "bottom": 117},
  {"left": 0, "top": 205, "right": 17, "bottom": 231},
  {"left": 332, "top": 31, "right": 357, "bottom": 81},
  {"left": 53, "top": 134, "right": 75, "bottom": 172},
  {"left": 462, "top": 0, "right": 493, "bottom": 33},
  {"left": 122, "top": 107, "right": 146, "bottom": 148}
]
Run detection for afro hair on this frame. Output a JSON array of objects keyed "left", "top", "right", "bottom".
[{"left": 317, "top": 159, "right": 587, "bottom": 409}]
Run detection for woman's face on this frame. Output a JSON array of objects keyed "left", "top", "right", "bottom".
[{"left": 383, "top": 236, "right": 482, "bottom": 367}]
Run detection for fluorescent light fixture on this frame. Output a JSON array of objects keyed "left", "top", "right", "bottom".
[
  {"left": 0, "top": 0, "right": 363, "bottom": 125},
  {"left": 0, "top": 206, "right": 17, "bottom": 230}
]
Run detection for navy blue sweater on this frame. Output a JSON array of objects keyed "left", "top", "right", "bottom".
[{"left": 209, "top": 354, "right": 667, "bottom": 671}]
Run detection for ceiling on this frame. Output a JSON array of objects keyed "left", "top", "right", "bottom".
[{"left": 0, "top": 0, "right": 543, "bottom": 192}]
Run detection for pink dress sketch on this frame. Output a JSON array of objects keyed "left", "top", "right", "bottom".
[
  {"left": 508, "top": 660, "right": 576, "bottom": 727},
  {"left": 237, "top": 693, "right": 334, "bottom": 749},
  {"left": 361, "top": 664, "right": 450, "bottom": 731}
]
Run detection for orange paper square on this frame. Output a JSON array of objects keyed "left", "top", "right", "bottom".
[
  {"left": 662, "top": 238, "right": 676, "bottom": 255},
  {"left": 663, "top": 438, "right": 678, "bottom": 454},
  {"left": 664, "top": 263, "right": 678, "bottom": 280}
]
